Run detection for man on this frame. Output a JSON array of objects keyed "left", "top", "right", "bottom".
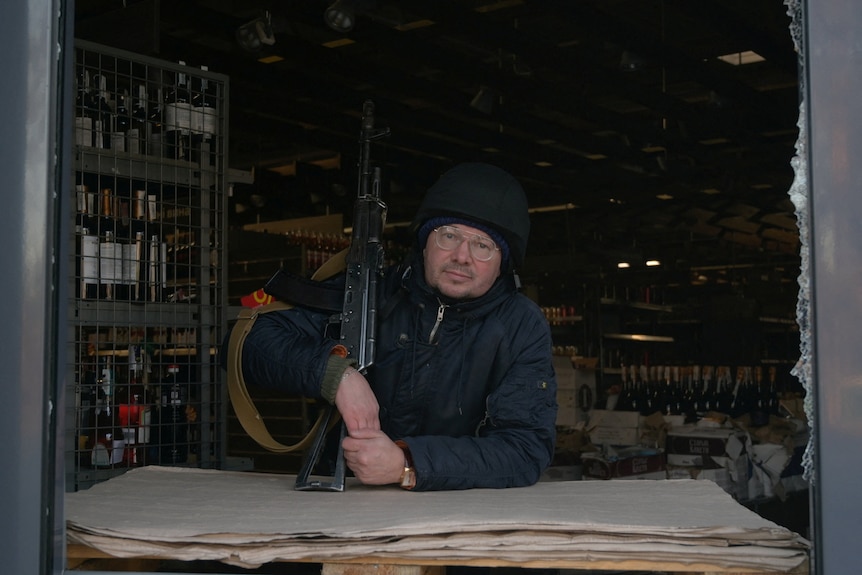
[{"left": 236, "top": 162, "right": 557, "bottom": 491}]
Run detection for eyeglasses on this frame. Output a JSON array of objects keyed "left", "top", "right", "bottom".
[{"left": 432, "top": 225, "right": 500, "bottom": 261}]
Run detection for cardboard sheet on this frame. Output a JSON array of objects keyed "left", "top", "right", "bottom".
[{"left": 66, "top": 466, "right": 809, "bottom": 570}]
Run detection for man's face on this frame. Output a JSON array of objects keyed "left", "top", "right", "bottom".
[{"left": 423, "top": 223, "right": 502, "bottom": 300}]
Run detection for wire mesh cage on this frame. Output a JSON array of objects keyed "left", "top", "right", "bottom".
[{"left": 67, "top": 40, "right": 228, "bottom": 491}]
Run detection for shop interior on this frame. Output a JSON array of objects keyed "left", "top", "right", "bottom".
[{"left": 66, "top": 1, "right": 810, "bottom": 570}]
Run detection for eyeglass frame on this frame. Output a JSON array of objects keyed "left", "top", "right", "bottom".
[{"left": 431, "top": 225, "right": 500, "bottom": 262}]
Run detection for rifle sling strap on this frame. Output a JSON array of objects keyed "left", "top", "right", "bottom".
[
  {"left": 264, "top": 268, "right": 344, "bottom": 313},
  {"left": 226, "top": 249, "right": 348, "bottom": 453}
]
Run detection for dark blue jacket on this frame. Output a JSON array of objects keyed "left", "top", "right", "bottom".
[{"left": 238, "top": 253, "right": 558, "bottom": 490}]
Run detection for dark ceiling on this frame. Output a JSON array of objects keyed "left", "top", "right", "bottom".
[{"left": 74, "top": 0, "right": 803, "bottom": 287}]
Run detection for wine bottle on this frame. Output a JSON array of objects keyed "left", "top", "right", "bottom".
[
  {"left": 120, "top": 344, "right": 150, "bottom": 466},
  {"left": 616, "top": 363, "right": 631, "bottom": 411},
  {"left": 112, "top": 90, "right": 130, "bottom": 152},
  {"left": 191, "top": 65, "right": 217, "bottom": 166},
  {"left": 75, "top": 184, "right": 97, "bottom": 299},
  {"left": 128, "top": 85, "right": 148, "bottom": 155},
  {"left": 94, "top": 188, "right": 116, "bottom": 299},
  {"left": 88, "top": 354, "right": 124, "bottom": 467},
  {"left": 80, "top": 228, "right": 99, "bottom": 300},
  {"left": 164, "top": 63, "right": 191, "bottom": 160},
  {"left": 147, "top": 87, "right": 163, "bottom": 157},
  {"left": 92, "top": 73, "right": 113, "bottom": 149},
  {"left": 74, "top": 68, "right": 94, "bottom": 147},
  {"left": 147, "top": 234, "right": 166, "bottom": 302},
  {"left": 160, "top": 363, "right": 188, "bottom": 464}
]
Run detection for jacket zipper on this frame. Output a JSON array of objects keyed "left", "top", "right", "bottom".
[{"left": 428, "top": 300, "right": 448, "bottom": 343}]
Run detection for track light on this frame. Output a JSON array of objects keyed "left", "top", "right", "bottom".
[
  {"left": 325, "top": 0, "right": 357, "bottom": 33},
  {"left": 470, "top": 86, "right": 500, "bottom": 115},
  {"left": 236, "top": 10, "right": 275, "bottom": 53},
  {"left": 619, "top": 50, "right": 646, "bottom": 72}
]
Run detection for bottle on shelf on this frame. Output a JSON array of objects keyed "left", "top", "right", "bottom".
[
  {"left": 111, "top": 90, "right": 131, "bottom": 152},
  {"left": 88, "top": 355, "right": 123, "bottom": 467},
  {"left": 191, "top": 65, "right": 217, "bottom": 166},
  {"left": 164, "top": 63, "right": 192, "bottom": 161},
  {"left": 147, "top": 87, "right": 163, "bottom": 157},
  {"left": 126, "top": 190, "right": 148, "bottom": 301},
  {"left": 75, "top": 184, "right": 99, "bottom": 299},
  {"left": 74, "top": 67, "right": 95, "bottom": 147},
  {"left": 118, "top": 344, "right": 150, "bottom": 466},
  {"left": 148, "top": 233, "right": 167, "bottom": 303},
  {"left": 152, "top": 363, "right": 188, "bottom": 465},
  {"left": 92, "top": 73, "right": 114, "bottom": 150},
  {"left": 128, "top": 85, "right": 148, "bottom": 155}
]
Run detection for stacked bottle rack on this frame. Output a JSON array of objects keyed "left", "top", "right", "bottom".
[{"left": 66, "top": 40, "right": 229, "bottom": 491}]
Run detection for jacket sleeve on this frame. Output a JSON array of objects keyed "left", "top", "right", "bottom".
[
  {"left": 231, "top": 306, "right": 341, "bottom": 399},
  {"left": 402, "top": 306, "right": 558, "bottom": 491}
]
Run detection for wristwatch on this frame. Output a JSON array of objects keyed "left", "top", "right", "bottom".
[{"left": 395, "top": 440, "right": 416, "bottom": 490}]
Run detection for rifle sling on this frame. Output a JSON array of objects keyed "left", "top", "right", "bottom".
[
  {"left": 226, "top": 249, "right": 348, "bottom": 453},
  {"left": 263, "top": 268, "right": 344, "bottom": 314}
]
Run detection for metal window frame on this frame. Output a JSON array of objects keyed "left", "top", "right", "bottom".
[{"left": 1, "top": 1, "right": 861, "bottom": 574}]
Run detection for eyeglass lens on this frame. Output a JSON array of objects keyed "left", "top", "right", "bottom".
[{"left": 434, "top": 226, "right": 497, "bottom": 261}]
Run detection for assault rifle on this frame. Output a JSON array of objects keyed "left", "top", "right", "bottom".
[{"left": 294, "top": 100, "right": 390, "bottom": 491}]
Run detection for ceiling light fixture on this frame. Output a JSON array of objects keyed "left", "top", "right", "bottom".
[
  {"left": 470, "top": 86, "right": 501, "bottom": 114},
  {"left": 236, "top": 10, "right": 275, "bottom": 53},
  {"left": 619, "top": 50, "right": 647, "bottom": 72},
  {"left": 645, "top": 259, "right": 661, "bottom": 267},
  {"left": 325, "top": 0, "right": 358, "bottom": 33}
]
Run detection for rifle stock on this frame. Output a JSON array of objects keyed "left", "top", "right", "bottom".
[{"left": 295, "top": 100, "right": 389, "bottom": 491}]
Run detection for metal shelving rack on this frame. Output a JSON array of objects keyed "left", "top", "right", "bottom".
[{"left": 65, "top": 40, "right": 229, "bottom": 491}]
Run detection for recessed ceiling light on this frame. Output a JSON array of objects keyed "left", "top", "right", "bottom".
[
  {"left": 699, "top": 137, "right": 730, "bottom": 145},
  {"left": 656, "top": 193, "right": 673, "bottom": 200},
  {"left": 395, "top": 19, "right": 435, "bottom": 31},
  {"left": 617, "top": 262, "right": 631, "bottom": 269},
  {"left": 717, "top": 50, "right": 765, "bottom": 66},
  {"left": 701, "top": 188, "right": 721, "bottom": 195},
  {"left": 258, "top": 55, "right": 284, "bottom": 64},
  {"left": 474, "top": 0, "right": 524, "bottom": 13},
  {"left": 322, "top": 38, "right": 355, "bottom": 48},
  {"left": 641, "top": 145, "right": 666, "bottom": 153},
  {"left": 645, "top": 259, "right": 661, "bottom": 267},
  {"left": 534, "top": 161, "right": 553, "bottom": 167}
]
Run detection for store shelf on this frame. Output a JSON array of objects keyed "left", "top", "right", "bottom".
[
  {"left": 603, "top": 333, "right": 675, "bottom": 343},
  {"left": 65, "top": 40, "right": 229, "bottom": 492}
]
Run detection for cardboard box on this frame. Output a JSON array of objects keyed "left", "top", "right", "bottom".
[
  {"left": 582, "top": 450, "right": 666, "bottom": 480},
  {"left": 588, "top": 409, "right": 641, "bottom": 428},
  {"left": 553, "top": 356, "right": 596, "bottom": 426},
  {"left": 666, "top": 424, "right": 747, "bottom": 466},
  {"left": 666, "top": 424, "right": 751, "bottom": 500},
  {"left": 586, "top": 409, "right": 642, "bottom": 446}
]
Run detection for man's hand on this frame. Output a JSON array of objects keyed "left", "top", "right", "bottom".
[
  {"left": 334, "top": 368, "right": 380, "bottom": 433},
  {"left": 341, "top": 428, "right": 404, "bottom": 485}
]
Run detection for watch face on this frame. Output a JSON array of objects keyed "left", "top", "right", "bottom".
[{"left": 400, "top": 467, "right": 416, "bottom": 489}]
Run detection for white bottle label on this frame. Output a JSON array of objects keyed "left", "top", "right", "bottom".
[
  {"left": 81, "top": 234, "right": 99, "bottom": 286},
  {"left": 75, "top": 117, "right": 93, "bottom": 147},
  {"left": 99, "top": 240, "right": 121, "bottom": 285}
]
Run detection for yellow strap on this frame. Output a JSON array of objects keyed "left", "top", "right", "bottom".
[{"left": 225, "top": 248, "right": 348, "bottom": 453}]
